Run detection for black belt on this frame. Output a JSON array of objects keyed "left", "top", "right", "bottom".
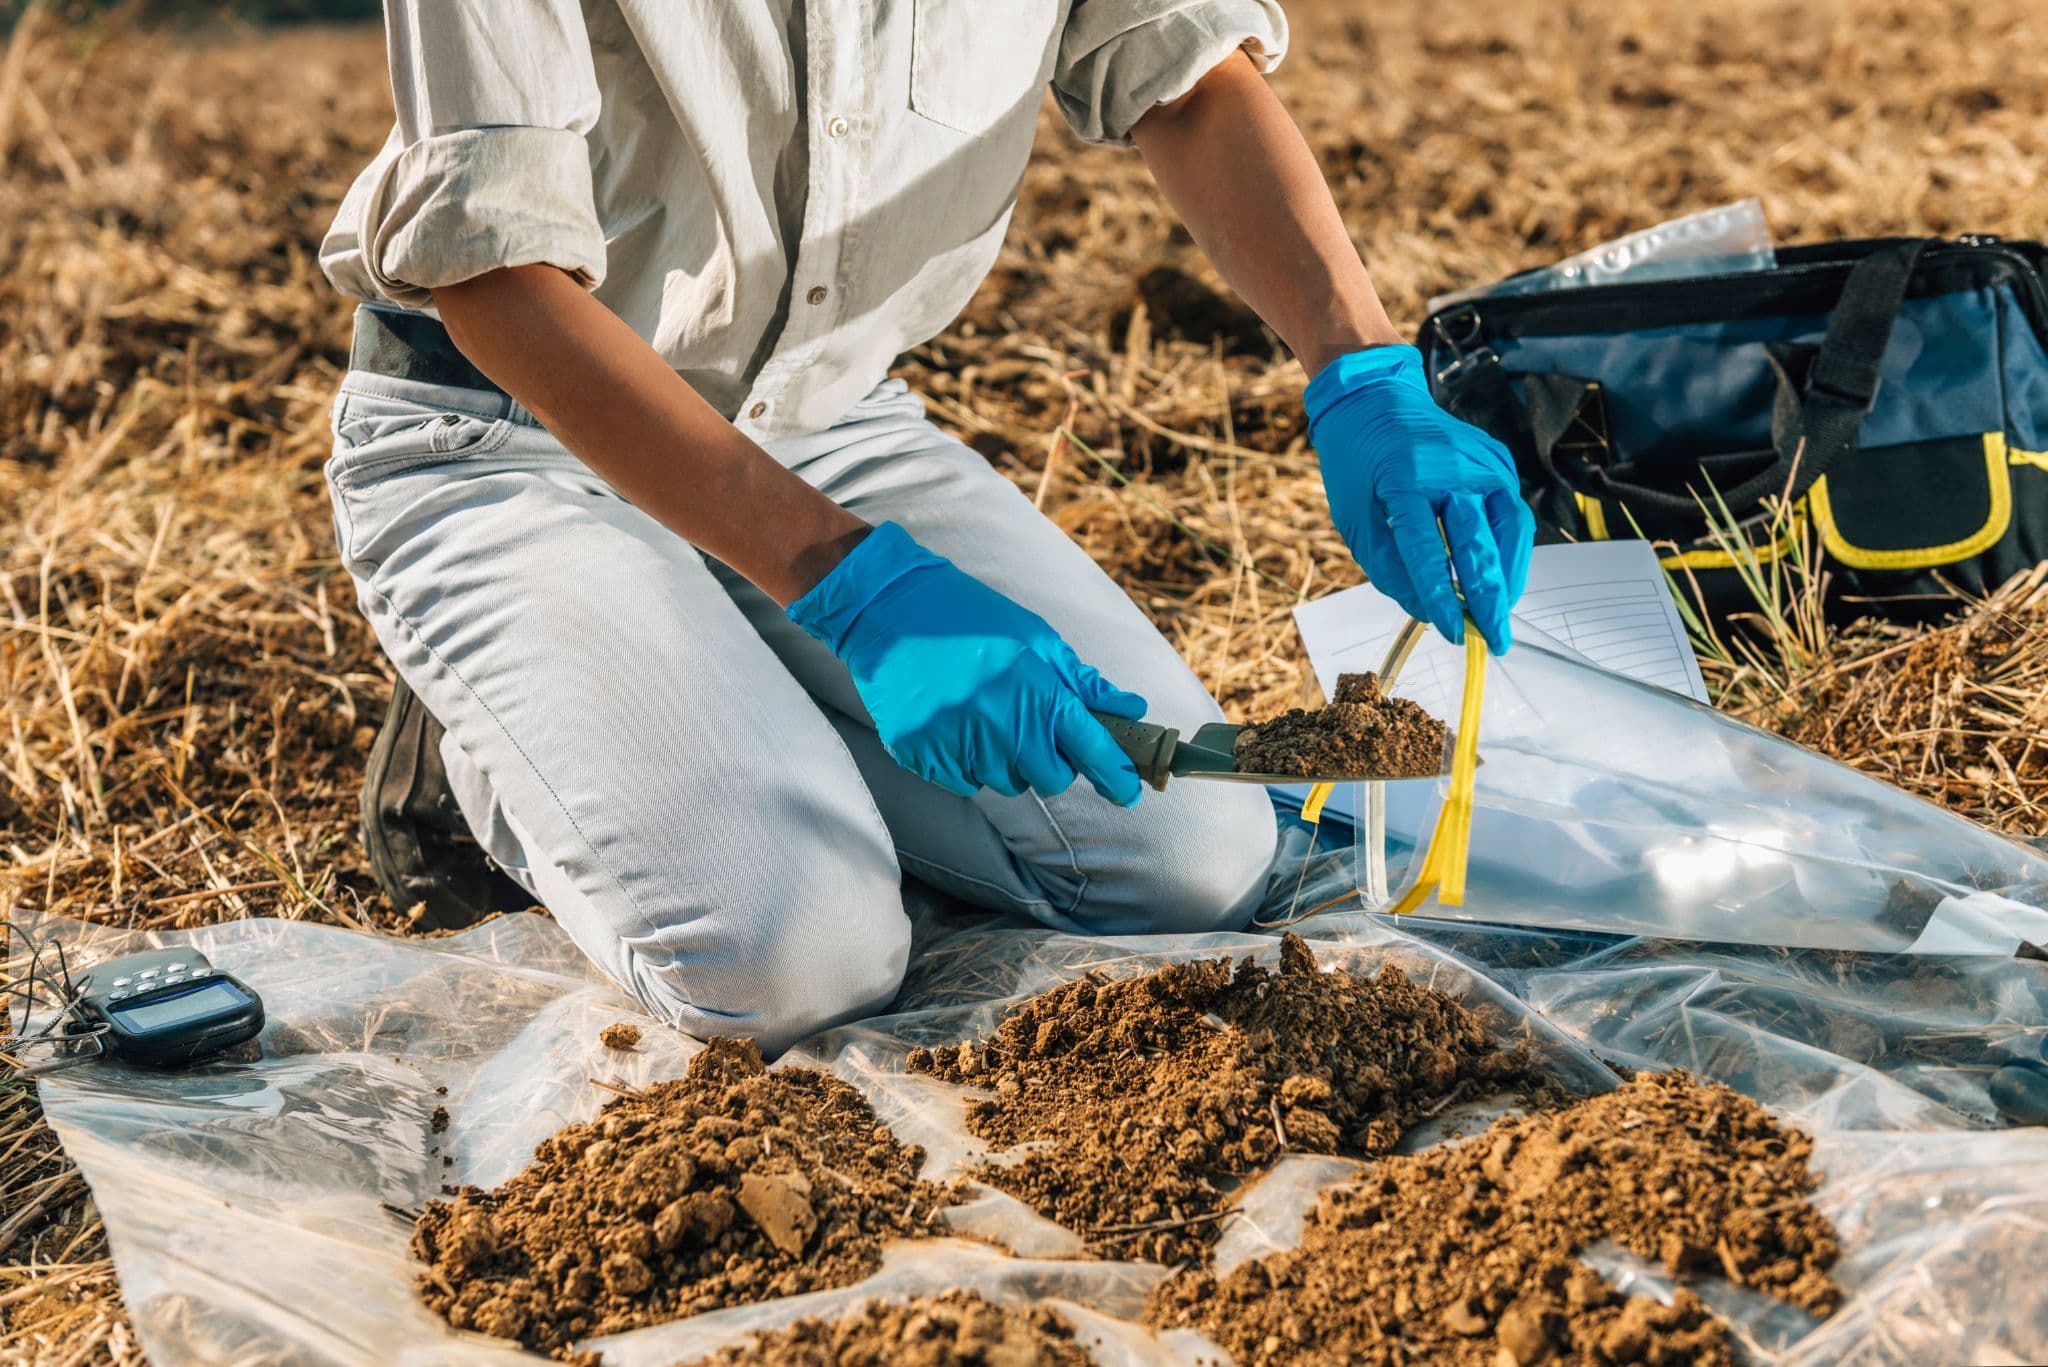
[{"left": 349, "top": 306, "right": 505, "bottom": 397}]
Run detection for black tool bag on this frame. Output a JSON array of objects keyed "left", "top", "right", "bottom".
[{"left": 1418, "top": 235, "right": 2048, "bottom": 625}]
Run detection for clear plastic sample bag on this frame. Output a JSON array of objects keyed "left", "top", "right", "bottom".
[
  {"left": 18, "top": 604, "right": 2048, "bottom": 1364},
  {"left": 14, "top": 908, "right": 1613, "bottom": 1366},
  {"left": 1428, "top": 198, "right": 1779, "bottom": 312},
  {"left": 22, "top": 883, "right": 2048, "bottom": 1364},
  {"left": 1351, "top": 625, "right": 2048, "bottom": 953}
]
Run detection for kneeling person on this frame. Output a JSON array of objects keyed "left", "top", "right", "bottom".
[{"left": 319, "top": 0, "right": 1532, "bottom": 1054}]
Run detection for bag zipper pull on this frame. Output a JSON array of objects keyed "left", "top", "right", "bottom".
[{"left": 1957, "top": 233, "right": 2004, "bottom": 246}]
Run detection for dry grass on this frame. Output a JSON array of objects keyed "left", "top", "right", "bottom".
[
  {"left": 1708, "top": 560, "right": 2048, "bottom": 834},
  {"left": 1, "top": 0, "right": 2044, "bottom": 1360}
]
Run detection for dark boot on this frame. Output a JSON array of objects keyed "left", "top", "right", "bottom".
[{"left": 360, "top": 675, "right": 530, "bottom": 930}]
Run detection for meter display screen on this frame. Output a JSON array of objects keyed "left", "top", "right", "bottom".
[{"left": 110, "top": 981, "right": 247, "bottom": 1033}]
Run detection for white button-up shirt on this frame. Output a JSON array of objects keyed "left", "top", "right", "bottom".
[{"left": 320, "top": 0, "right": 1287, "bottom": 438}]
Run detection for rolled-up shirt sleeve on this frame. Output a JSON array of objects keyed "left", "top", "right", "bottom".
[
  {"left": 1052, "top": 0, "right": 1289, "bottom": 146},
  {"left": 330, "top": 0, "right": 607, "bottom": 307}
]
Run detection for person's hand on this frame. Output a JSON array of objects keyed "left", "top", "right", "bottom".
[
  {"left": 787, "top": 522, "right": 1147, "bottom": 805},
  {"left": 1306, "top": 345, "right": 1535, "bottom": 653}
]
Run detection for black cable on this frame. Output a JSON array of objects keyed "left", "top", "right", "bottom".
[{"left": 3, "top": 921, "right": 86, "bottom": 1059}]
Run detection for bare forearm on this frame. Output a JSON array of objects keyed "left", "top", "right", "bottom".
[
  {"left": 1131, "top": 51, "right": 1403, "bottom": 375},
  {"left": 431, "top": 266, "right": 868, "bottom": 605}
]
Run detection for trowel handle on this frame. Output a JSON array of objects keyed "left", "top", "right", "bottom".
[{"left": 1089, "top": 711, "right": 1179, "bottom": 792}]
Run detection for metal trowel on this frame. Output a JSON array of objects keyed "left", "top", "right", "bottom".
[{"left": 1089, "top": 711, "right": 1438, "bottom": 791}]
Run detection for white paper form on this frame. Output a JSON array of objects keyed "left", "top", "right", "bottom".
[
  {"left": 1510, "top": 541, "right": 1709, "bottom": 703},
  {"left": 1276, "top": 540, "right": 1708, "bottom": 822},
  {"left": 1290, "top": 539, "right": 1707, "bottom": 708}
]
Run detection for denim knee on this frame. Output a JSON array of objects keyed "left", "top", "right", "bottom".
[
  {"left": 625, "top": 889, "right": 912, "bottom": 1058},
  {"left": 1069, "top": 782, "right": 1278, "bottom": 935}
]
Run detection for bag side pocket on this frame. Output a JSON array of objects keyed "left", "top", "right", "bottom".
[{"left": 1807, "top": 433, "right": 2012, "bottom": 571}]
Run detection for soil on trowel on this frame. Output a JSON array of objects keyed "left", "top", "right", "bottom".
[
  {"left": 411, "top": 1037, "right": 961, "bottom": 1355},
  {"left": 1149, "top": 1071, "right": 1842, "bottom": 1366},
  {"left": 1233, "top": 672, "right": 1446, "bottom": 778},
  {"left": 677, "top": 1289, "right": 1092, "bottom": 1367},
  {"left": 907, "top": 933, "right": 1533, "bottom": 1265}
]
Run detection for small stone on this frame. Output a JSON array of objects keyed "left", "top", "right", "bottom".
[
  {"left": 437, "top": 1204, "right": 495, "bottom": 1269},
  {"left": 1496, "top": 1302, "right": 1553, "bottom": 1364},
  {"left": 1442, "top": 1294, "right": 1491, "bottom": 1336},
  {"left": 599, "top": 1251, "right": 652, "bottom": 1295},
  {"left": 736, "top": 1170, "right": 817, "bottom": 1257}
]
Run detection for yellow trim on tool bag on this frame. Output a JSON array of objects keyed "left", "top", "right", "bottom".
[
  {"left": 1655, "top": 510, "right": 1807, "bottom": 571},
  {"left": 1806, "top": 432, "right": 2012, "bottom": 570},
  {"left": 1577, "top": 431, "right": 2028, "bottom": 574},
  {"left": 1578, "top": 491, "right": 1806, "bottom": 570},
  {"left": 1574, "top": 492, "right": 1609, "bottom": 541}
]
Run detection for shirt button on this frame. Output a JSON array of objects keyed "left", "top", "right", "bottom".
[
  {"left": 826, "top": 115, "right": 850, "bottom": 138},
  {"left": 748, "top": 402, "right": 768, "bottom": 420},
  {"left": 806, "top": 286, "right": 829, "bottom": 306}
]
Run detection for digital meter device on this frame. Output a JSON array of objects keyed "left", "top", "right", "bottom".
[{"left": 65, "top": 948, "right": 264, "bottom": 1066}]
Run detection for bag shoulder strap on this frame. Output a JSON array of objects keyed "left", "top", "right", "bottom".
[
  {"left": 1571, "top": 237, "right": 1933, "bottom": 518},
  {"left": 1786, "top": 235, "right": 1931, "bottom": 495}
]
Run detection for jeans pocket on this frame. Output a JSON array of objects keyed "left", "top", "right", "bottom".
[
  {"left": 908, "top": 0, "right": 1065, "bottom": 136},
  {"left": 327, "top": 390, "right": 516, "bottom": 493},
  {"left": 325, "top": 388, "right": 519, "bottom": 566}
]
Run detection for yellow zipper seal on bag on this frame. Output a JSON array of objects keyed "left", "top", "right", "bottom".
[
  {"left": 1299, "top": 780, "right": 1334, "bottom": 825},
  {"left": 1263, "top": 779, "right": 1338, "bottom": 926},
  {"left": 1387, "top": 620, "right": 1487, "bottom": 914}
]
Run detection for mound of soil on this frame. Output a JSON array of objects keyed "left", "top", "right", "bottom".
[
  {"left": 908, "top": 934, "right": 1530, "bottom": 1265},
  {"left": 678, "top": 1290, "right": 1091, "bottom": 1367},
  {"left": 411, "top": 1037, "right": 959, "bottom": 1355},
  {"left": 1234, "top": 672, "right": 1446, "bottom": 778},
  {"left": 1150, "top": 1071, "right": 1842, "bottom": 1365}
]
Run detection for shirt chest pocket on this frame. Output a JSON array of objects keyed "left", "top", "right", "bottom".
[{"left": 909, "top": 0, "right": 1066, "bottom": 137}]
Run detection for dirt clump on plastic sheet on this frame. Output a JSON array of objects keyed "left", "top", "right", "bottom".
[
  {"left": 1151, "top": 1070, "right": 1842, "bottom": 1365},
  {"left": 1233, "top": 672, "right": 1446, "bottom": 778},
  {"left": 410, "top": 1037, "right": 960, "bottom": 1355},
  {"left": 600, "top": 1021, "right": 643, "bottom": 1050},
  {"left": 908, "top": 933, "right": 1532, "bottom": 1265},
  {"left": 678, "top": 1289, "right": 1091, "bottom": 1367}
]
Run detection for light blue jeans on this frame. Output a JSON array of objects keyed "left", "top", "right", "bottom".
[{"left": 325, "top": 369, "right": 1277, "bottom": 1052}]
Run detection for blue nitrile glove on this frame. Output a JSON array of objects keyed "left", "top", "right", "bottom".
[
  {"left": 787, "top": 522, "right": 1147, "bottom": 805},
  {"left": 1305, "top": 345, "right": 1535, "bottom": 654}
]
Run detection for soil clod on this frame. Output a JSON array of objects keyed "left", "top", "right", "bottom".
[
  {"left": 1149, "top": 1071, "right": 1841, "bottom": 1365},
  {"left": 908, "top": 933, "right": 1529, "bottom": 1264},
  {"left": 600, "top": 1022, "right": 643, "bottom": 1051},
  {"left": 677, "top": 1289, "right": 1092, "bottom": 1366},
  {"left": 1233, "top": 672, "right": 1446, "bottom": 778},
  {"left": 411, "top": 1036, "right": 959, "bottom": 1354}
]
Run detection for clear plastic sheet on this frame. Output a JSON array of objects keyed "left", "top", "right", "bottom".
[
  {"left": 19, "top": 837, "right": 2048, "bottom": 1365},
  {"left": 1428, "top": 198, "right": 1778, "bottom": 311},
  {"left": 1353, "top": 631, "right": 2048, "bottom": 954}
]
